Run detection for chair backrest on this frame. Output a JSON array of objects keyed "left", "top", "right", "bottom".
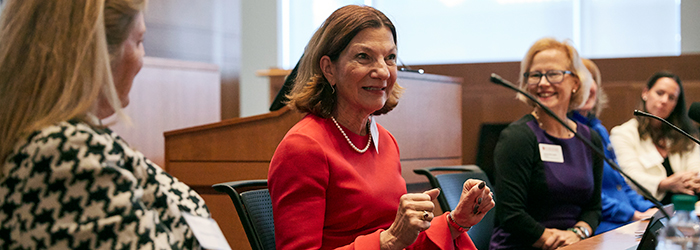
[
  {"left": 475, "top": 123, "right": 509, "bottom": 186},
  {"left": 413, "top": 165, "right": 495, "bottom": 250},
  {"left": 213, "top": 179, "right": 275, "bottom": 250}
]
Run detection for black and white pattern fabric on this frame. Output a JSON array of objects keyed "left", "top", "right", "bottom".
[{"left": 0, "top": 120, "right": 210, "bottom": 249}]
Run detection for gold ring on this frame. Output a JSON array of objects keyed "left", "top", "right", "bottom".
[{"left": 423, "top": 211, "right": 429, "bottom": 219}]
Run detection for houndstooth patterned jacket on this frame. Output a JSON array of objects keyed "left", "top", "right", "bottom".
[{"left": 0, "top": 120, "right": 210, "bottom": 249}]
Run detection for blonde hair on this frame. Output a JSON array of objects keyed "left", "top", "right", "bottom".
[
  {"left": 517, "top": 38, "right": 592, "bottom": 112},
  {"left": 0, "top": 0, "right": 146, "bottom": 167},
  {"left": 581, "top": 58, "right": 608, "bottom": 117},
  {"left": 286, "top": 5, "right": 403, "bottom": 118}
]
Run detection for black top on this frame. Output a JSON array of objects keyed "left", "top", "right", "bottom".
[
  {"left": 490, "top": 114, "right": 604, "bottom": 249},
  {"left": 269, "top": 57, "right": 301, "bottom": 111},
  {"left": 660, "top": 157, "right": 675, "bottom": 205}
]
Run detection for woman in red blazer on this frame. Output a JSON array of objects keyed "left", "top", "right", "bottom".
[{"left": 268, "top": 4, "right": 494, "bottom": 250}]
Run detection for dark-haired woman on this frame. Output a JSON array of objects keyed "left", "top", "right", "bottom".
[{"left": 610, "top": 71, "right": 700, "bottom": 205}]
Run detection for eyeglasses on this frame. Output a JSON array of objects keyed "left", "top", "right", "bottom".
[{"left": 524, "top": 70, "right": 574, "bottom": 85}]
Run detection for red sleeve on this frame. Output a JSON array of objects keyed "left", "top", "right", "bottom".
[
  {"left": 407, "top": 213, "right": 477, "bottom": 250},
  {"left": 269, "top": 133, "right": 331, "bottom": 249}
]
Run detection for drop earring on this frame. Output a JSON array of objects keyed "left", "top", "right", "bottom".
[{"left": 330, "top": 84, "right": 335, "bottom": 94}]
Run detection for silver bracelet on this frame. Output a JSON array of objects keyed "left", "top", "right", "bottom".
[
  {"left": 575, "top": 226, "right": 590, "bottom": 238},
  {"left": 567, "top": 227, "right": 586, "bottom": 239}
]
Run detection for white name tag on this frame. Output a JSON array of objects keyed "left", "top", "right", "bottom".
[
  {"left": 539, "top": 143, "right": 564, "bottom": 163},
  {"left": 182, "top": 212, "right": 232, "bottom": 250}
]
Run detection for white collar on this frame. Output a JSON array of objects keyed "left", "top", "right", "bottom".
[{"left": 370, "top": 116, "right": 379, "bottom": 154}]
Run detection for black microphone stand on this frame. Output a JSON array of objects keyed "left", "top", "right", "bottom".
[
  {"left": 634, "top": 110, "right": 700, "bottom": 145},
  {"left": 489, "top": 73, "right": 671, "bottom": 219}
]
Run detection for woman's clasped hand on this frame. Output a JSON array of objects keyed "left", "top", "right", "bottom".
[
  {"left": 451, "top": 180, "right": 495, "bottom": 233},
  {"left": 660, "top": 171, "right": 700, "bottom": 195},
  {"left": 381, "top": 189, "right": 440, "bottom": 249},
  {"left": 381, "top": 180, "right": 494, "bottom": 250}
]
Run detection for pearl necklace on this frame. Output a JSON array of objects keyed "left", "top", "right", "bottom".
[{"left": 331, "top": 116, "right": 372, "bottom": 153}]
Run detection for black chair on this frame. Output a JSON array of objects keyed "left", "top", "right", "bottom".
[
  {"left": 213, "top": 179, "right": 275, "bottom": 250},
  {"left": 413, "top": 165, "right": 495, "bottom": 250},
  {"left": 475, "top": 123, "right": 509, "bottom": 186}
]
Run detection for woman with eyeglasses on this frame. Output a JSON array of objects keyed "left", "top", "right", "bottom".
[
  {"left": 490, "top": 38, "right": 603, "bottom": 250},
  {"left": 610, "top": 71, "right": 700, "bottom": 205}
]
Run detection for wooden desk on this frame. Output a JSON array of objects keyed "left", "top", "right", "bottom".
[{"left": 560, "top": 220, "right": 647, "bottom": 250}]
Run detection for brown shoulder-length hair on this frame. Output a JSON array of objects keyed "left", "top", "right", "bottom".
[
  {"left": 517, "top": 38, "right": 592, "bottom": 112},
  {"left": 286, "top": 5, "right": 403, "bottom": 118},
  {"left": 637, "top": 71, "right": 697, "bottom": 154}
]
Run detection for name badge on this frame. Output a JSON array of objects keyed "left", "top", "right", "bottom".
[
  {"left": 181, "top": 212, "right": 232, "bottom": 250},
  {"left": 539, "top": 143, "right": 564, "bottom": 163}
]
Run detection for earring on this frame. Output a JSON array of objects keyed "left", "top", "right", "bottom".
[
  {"left": 643, "top": 96, "right": 647, "bottom": 101},
  {"left": 329, "top": 84, "right": 335, "bottom": 94},
  {"left": 572, "top": 89, "right": 577, "bottom": 94}
]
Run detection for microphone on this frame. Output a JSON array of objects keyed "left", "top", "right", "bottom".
[
  {"left": 399, "top": 68, "right": 425, "bottom": 74},
  {"left": 688, "top": 102, "right": 700, "bottom": 124},
  {"left": 490, "top": 73, "right": 671, "bottom": 219},
  {"left": 398, "top": 58, "right": 424, "bottom": 74},
  {"left": 634, "top": 110, "right": 700, "bottom": 145}
]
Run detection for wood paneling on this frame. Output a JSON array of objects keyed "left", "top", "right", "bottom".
[
  {"left": 143, "top": 0, "right": 241, "bottom": 119},
  {"left": 168, "top": 162, "right": 270, "bottom": 186},
  {"left": 164, "top": 107, "right": 303, "bottom": 165},
  {"left": 108, "top": 57, "right": 221, "bottom": 168},
  {"left": 375, "top": 73, "right": 463, "bottom": 164}
]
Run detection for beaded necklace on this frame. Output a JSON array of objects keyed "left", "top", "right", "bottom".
[{"left": 331, "top": 116, "right": 372, "bottom": 153}]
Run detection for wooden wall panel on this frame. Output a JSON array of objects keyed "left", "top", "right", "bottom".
[
  {"left": 168, "top": 162, "right": 270, "bottom": 187},
  {"left": 108, "top": 57, "right": 220, "bottom": 168},
  {"left": 375, "top": 73, "right": 463, "bottom": 182},
  {"left": 143, "top": 0, "right": 241, "bottom": 119},
  {"left": 164, "top": 108, "right": 303, "bottom": 164}
]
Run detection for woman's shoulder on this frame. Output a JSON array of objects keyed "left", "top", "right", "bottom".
[
  {"left": 495, "top": 115, "right": 538, "bottom": 151},
  {"left": 4, "top": 120, "right": 131, "bottom": 173},
  {"left": 287, "top": 114, "right": 327, "bottom": 135},
  {"left": 13, "top": 120, "right": 110, "bottom": 153},
  {"left": 501, "top": 114, "right": 536, "bottom": 135},
  {"left": 610, "top": 119, "right": 638, "bottom": 135},
  {"left": 274, "top": 114, "right": 332, "bottom": 158},
  {"left": 615, "top": 118, "right": 637, "bottom": 128},
  {"left": 281, "top": 114, "right": 330, "bottom": 144}
]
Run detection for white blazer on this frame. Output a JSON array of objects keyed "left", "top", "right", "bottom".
[{"left": 610, "top": 118, "right": 700, "bottom": 200}]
